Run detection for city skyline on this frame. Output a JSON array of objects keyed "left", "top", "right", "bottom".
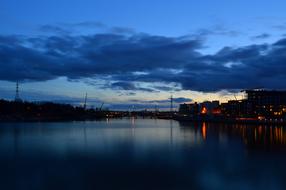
[{"left": 1, "top": 0, "right": 286, "bottom": 109}]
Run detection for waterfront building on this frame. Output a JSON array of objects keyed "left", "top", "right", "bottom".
[
  {"left": 220, "top": 100, "right": 248, "bottom": 118},
  {"left": 179, "top": 102, "right": 199, "bottom": 116},
  {"left": 245, "top": 90, "right": 286, "bottom": 119},
  {"left": 179, "top": 101, "right": 220, "bottom": 116},
  {"left": 179, "top": 89, "right": 286, "bottom": 120},
  {"left": 199, "top": 101, "right": 220, "bottom": 115}
]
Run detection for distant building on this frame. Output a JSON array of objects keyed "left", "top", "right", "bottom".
[
  {"left": 179, "top": 101, "right": 220, "bottom": 116},
  {"left": 199, "top": 101, "right": 220, "bottom": 115},
  {"left": 179, "top": 90, "right": 286, "bottom": 119},
  {"left": 245, "top": 90, "right": 286, "bottom": 118},
  {"left": 179, "top": 102, "right": 199, "bottom": 116},
  {"left": 221, "top": 100, "right": 248, "bottom": 118}
]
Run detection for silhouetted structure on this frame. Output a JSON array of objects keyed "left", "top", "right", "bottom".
[
  {"left": 0, "top": 99, "right": 121, "bottom": 121},
  {"left": 179, "top": 102, "right": 199, "bottom": 116},
  {"left": 170, "top": 95, "right": 173, "bottom": 113},
  {"left": 221, "top": 100, "right": 248, "bottom": 118},
  {"left": 245, "top": 90, "right": 286, "bottom": 118},
  {"left": 14, "top": 81, "right": 22, "bottom": 102},
  {"left": 179, "top": 101, "right": 220, "bottom": 116}
]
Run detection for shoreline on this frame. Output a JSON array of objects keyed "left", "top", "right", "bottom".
[
  {"left": 173, "top": 116, "right": 286, "bottom": 126},
  {"left": 1, "top": 116, "right": 286, "bottom": 126}
]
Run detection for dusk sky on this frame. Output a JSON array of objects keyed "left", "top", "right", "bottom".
[{"left": 1, "top": 0, "right": 286, "bottom": 110}]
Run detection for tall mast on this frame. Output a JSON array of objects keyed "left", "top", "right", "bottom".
[{"left": 170, "top": 95, "right": 173, "bottom": 113}]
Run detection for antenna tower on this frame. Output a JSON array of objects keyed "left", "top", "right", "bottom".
[{"left": 15, "top": 81, "right": 22, "bottom": 102}]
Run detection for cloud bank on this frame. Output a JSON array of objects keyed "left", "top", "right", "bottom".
[{"left": 1, "top": 28, "right": 286, "bottom": 92}]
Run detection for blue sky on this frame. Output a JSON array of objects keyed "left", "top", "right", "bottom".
[{"left": 1, "top": 0, "right": 286, "bottom": 110}]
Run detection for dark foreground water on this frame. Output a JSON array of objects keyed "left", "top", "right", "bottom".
[{"left": 0, "top": 118, "right": 286, "bottom": 190}]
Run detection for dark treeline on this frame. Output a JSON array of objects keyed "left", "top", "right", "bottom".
[{"left": 0, "top": 99, "right": 113, "bottom": 121}]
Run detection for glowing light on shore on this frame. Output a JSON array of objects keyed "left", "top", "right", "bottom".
[{"left": 201, "top": 107, "right": 207, "bottom": 114}]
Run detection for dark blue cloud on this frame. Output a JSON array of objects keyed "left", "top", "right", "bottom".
[
  {"left": 142, "top": 97, "right": 192, "bottom": 104},
  {"left": 109, "top": 27, "right": 136, "bottom": 34},
  {"left": 109, "top": 82, "right": 156, "bottom": 92},
  {"left": 66, "top": 21, "right": 106, "bottom": 28},
  {"left": 0, "top": 32, "right": 201, "bottom": 82},
  {"left": 1, "top": 30, "right": 286, "bottom": 92},
  {"left": 39, "top": 25, "right": 72, "bottom": 35},
  {"left": 251, "top": 33, "right": 271, "bottom": 40},
  {"left": 274, "top": 38, "right": 286, "bottom": 46},
  {"left": 39, "top": 22, "right": 136, "bottom": 35},
  {"left": 273, "top": 23, "right": 286, "bottom": 30},
  {"left": 195, "top": 25, "right": 241, "bottom": 38}
]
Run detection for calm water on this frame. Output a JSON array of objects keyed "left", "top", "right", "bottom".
[{"left": 0, "top": 118, "right": 286, "bottom": 190}]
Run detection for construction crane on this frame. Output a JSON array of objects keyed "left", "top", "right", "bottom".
[
  {"left": 233, "top": 93, "right": 238, "bottom": 101},
  {"left": 99, "top": 102, "right": 104, "bottom": 111}
]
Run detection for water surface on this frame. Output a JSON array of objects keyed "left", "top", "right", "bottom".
[{"left": 0, "top": 118, "right": 285, "bottom": 190}]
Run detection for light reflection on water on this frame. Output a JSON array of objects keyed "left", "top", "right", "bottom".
[{"left": 0, "top": 118, "right": 285, "bottom": 190}]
